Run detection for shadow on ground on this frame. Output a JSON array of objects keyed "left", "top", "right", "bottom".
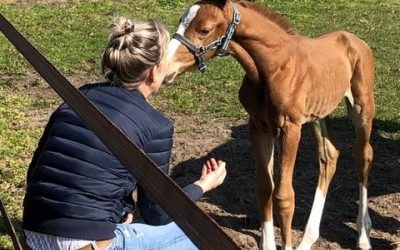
[
  {"left": 1, "top": 117, "right": 398, "bottom": 249},
  {"left": 172, "top": 117, "right": 400, "bottom": 249}
]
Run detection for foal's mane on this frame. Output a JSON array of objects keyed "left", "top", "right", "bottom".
[{"left": 239, "top": 1, "right": 296, "bottom": 35}]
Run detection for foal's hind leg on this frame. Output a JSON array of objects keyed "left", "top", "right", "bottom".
[
  {"left": 346, "top": 92, "right": 375, "bottom": 250},
  {"left": 297, "top": 118, "right": 340, "bottom": 250},
  {"left": 249, "top": 120, "right": 276, "bottom": 250}
]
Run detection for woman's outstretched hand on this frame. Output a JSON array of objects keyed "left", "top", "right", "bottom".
[
  {"left": 194, "top": 158, "right": 227, "bottom": 193},
  {"left": 122, "top": 212, "right": 134, "bottom": 224}
]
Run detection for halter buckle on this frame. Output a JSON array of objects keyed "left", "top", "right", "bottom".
[
  {"left": 197, "top": 55, "right": 207, "bottom": 73},
  {"left": 199, "top": 63, "right": 207, "bottom": 73}
]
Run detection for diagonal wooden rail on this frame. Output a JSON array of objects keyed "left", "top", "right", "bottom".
[
  {"left": 0, "top": 12, "right": 241, "bottom": 250},
  {"left": 0, "top": 199, "right": 23, "bottom": 250}
]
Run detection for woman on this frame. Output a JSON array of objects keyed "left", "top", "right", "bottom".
[{"left": 22, "top": 17, "right": 227, "bottom": 250}]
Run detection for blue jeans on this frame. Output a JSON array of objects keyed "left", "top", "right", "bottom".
[{"left": 105, "top": 222, "right": 198, "bottom": 250}]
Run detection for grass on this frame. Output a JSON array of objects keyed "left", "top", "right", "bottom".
[{"left": 0, "top": 0, "right": 399, "bottom": 248}]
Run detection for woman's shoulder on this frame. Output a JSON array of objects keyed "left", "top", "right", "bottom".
[
  {"left": 79, "top": 82, "right": 144, "bottom": 107},
  {"left": 79, "top": 82, "right": 173, "bottom": 137},
  {"left": 79, "top": 81, "right": 111, "bottom": 91}
]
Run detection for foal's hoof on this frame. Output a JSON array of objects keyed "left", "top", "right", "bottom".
[
  {"left": 357, "top": 237, "right": 372, "bottom": 250},
  {"left": 356, "top": 245, "right": 372, "bottom": 250},
  {"left": 259, "top": 243, "right": 277, "bottom": 250}
]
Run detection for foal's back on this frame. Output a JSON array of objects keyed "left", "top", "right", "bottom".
[{"left": 265, "top": 30, "right": 374, "bottom": 124}]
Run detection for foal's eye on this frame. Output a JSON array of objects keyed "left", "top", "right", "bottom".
[{"left": 199, "top": 28, "right": 211, "bottom": 37}]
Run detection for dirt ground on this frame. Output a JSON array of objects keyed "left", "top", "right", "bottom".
[
  {"left": 2, "top": 63, "right": 399, "bottom": 249},
  {"left": 167, "top": 112, "right": 400, "bottom": 250}
]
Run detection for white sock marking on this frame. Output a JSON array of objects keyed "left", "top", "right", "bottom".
[
  {"left": 260, "top": 221, "right": 276, "bottom": 250},
  {"left": 357, "top": 184, "right": 372, "bottom": 249},
  {"left": 297, "top": 189, "right": 326, "bottom": 250},
  {"left": 167, "top": 5, "right": 200, "bottom": 60}
]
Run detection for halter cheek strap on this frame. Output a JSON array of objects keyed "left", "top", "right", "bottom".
[
  {"left": 173, "top": 1, "right": 241, "bottom": 73},
  {"left": 215, "top": 2, "right": 241, "bottom": 56}
]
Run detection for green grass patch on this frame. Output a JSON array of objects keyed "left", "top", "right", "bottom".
[
  {"left": 0, "top": 90, "right": 42, "bottom": 247},
  {"left": 0, "top": 0, "right": 398, "bottom": 124}
]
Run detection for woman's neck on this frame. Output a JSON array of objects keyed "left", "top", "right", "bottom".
[{"left": 136, "top": 82, "right": 152, "bottom": 100}]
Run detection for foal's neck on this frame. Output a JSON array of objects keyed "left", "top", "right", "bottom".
[
  {"left": 235, "top": 4, "right": 293, "bottom": 47},
  {"left": 230, "top": 3, "right": 296, "bottom": 83}
]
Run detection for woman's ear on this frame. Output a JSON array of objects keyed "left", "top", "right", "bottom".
[{"left": 145, "top": 66, "right": 156, "bottom": 85}]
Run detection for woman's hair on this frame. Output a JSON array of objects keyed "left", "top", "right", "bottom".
[{"left": 101, "top": 17, "right": 170, "bottom": 89}]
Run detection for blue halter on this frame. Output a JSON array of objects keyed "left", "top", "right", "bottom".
[{"left": 173, "top": 2, "right": 241, "bottom": 73}]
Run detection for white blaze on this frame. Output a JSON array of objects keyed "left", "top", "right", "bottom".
[{"left": 167, "top": 5, "right": 200, "bottom": 60}]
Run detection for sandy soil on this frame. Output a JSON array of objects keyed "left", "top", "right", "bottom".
[
  {"left": 167, "top": 113, "right": 400, "bottom": 250},
  {"left": 2, "top": 65, "right": 399, "bottom": 249},
  {"left": 7, "top": 72, "right": 399, "bottom": 249}
]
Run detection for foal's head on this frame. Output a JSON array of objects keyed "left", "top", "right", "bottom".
[{"left": 165, "top": 0, "right": 236, "bottom": 83}]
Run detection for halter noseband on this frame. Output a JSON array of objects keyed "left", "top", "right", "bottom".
[{"left": 173, "top": 2, "right": 241, "bottom": 73}]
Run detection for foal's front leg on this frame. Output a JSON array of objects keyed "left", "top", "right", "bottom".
[
  {"left": 273, "top": 121, "right": 301, "bottom": 250},
  {"left": 249, "top": 120, "right": 275, "bottom": 250}
]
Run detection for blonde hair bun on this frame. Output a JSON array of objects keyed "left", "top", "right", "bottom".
[
  {"left": 109, "top": 17, "right": 135, "bottom": 39},
  {"left": 101, "top": 17, "right": 170, "bottom": 89}
]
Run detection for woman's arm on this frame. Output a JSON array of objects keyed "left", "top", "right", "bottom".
[
  {"left": 137, "top": 158, "right": 227, "bottom": 226},
  {"left": 135, "top": 126, "right": 227, "bottom": 225},
  {"left": 136, "top": 126, "right": 174, "bottom": 225}
]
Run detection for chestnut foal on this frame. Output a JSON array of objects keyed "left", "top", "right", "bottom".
[{"left": 165, "top": 1, "right": 375, "bottom": 249}]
